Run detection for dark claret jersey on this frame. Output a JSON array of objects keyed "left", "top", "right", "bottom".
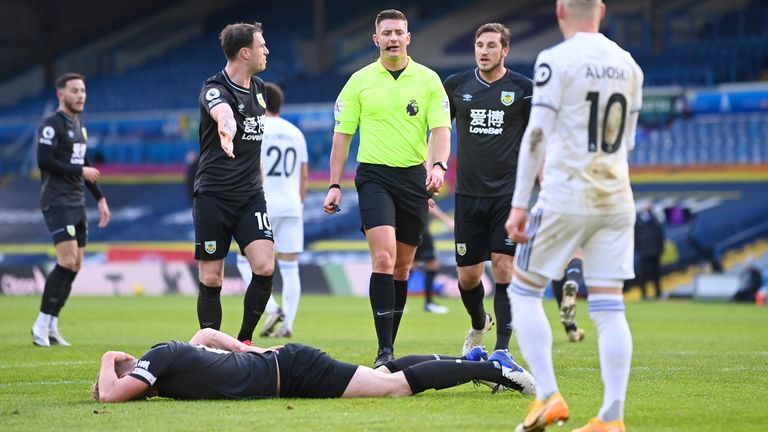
[
  {"left": 444, "top": 68, "right": 533, "bottom": 197},
  {"left": 37, "top": 111, "right": 101, "bottom": 210},
  {"left": 129, "top": 341, "right": 279, "bottom": 399},
  {"left": 196, "top": 70, "right": 267, "bottom": 196}
]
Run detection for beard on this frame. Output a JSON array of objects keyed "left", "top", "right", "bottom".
[
  {"left": 64, "top": 99, "right": 84, "bottom": 114},
  {"left": 478, "top": 58, "right": 503, "bottom": 73}
]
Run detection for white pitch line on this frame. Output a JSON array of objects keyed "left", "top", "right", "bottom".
[
  {"left": 0, "top": 379, "right": 92, "bottom": 388},
  {"left": 0, "top": 360, "right": 95, "bottom": 369}
]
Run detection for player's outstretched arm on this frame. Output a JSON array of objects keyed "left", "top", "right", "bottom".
[
  {"left": 189, "top": 328, "right": 279, "bottom": 354},
  {"left": 210, "top": 103, "right": 237, "bottom": 158}
]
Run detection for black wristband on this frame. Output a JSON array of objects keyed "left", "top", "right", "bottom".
[{"left": 329, "top": 184, "right": 341, "bottom": 190}]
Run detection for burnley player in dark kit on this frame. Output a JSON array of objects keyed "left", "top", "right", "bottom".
[
  {"left": 193, "top": 22, "right": 274, "bottom": 343},
  {"left": 32, "top": 73, "right": 110, "bottom": 347},
  {"left": 92, "top": 328, "right": 535, "bottom": 402},
  {"left": 442, "top": 23, "right": 532, "bottom": 357}
]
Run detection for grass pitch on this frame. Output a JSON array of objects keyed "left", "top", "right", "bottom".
[{"left": 1, "top": 295, "right": 766, "bottom": 431}]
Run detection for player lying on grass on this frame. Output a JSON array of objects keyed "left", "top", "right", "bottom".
[{"left": 92, "top": 328, "right": 535, "bottom": 402}]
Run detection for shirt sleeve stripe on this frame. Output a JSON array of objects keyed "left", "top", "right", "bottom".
[
  {"left": 532, "top": 102, "right": 559, "bottom": 113},
  {"left": 130, "top": 368, "right": 157, "bottom": 385}
]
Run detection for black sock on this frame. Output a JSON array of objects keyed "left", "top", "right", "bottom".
[
  {"left": 53, "top": 269, "right": 78, "bottom": 317},
  {"left": 238, "top": 273, "right": 273, "bottom": 341},
  {"left": 40, "top": 265, "right": 76, "bottom": 316},
  {"left": 197, "top": 282, "right": 222, "bottom": 330},
  {"left": 459, "top": 281, "right": 486, "bottom": 330},
  {"left": 493, "top": 283, "right": 512, "bottom": 351},
  {"left": 402, "top": 359, "right": 506, "bottom": 394},
  {"left": 369, "top": 273, "right": 394, "bottom": 350},
  {"left": 552, "top": 277, "right": 565, "bottom": 309},
  {"left": 565, "top": 258, "right": 585, "bottom": 287},
  {"left": 392, "top": 279, "right": 408, "bottom": 344},
  {"left": 383, "top": 354, "right": 463, "bottom": 372},
  {"left": 424, "top": 270, "right": 436, "bottom": 304}
]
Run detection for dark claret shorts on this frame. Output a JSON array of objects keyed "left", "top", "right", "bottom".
[
  {"left": 355, "top": 163, "right": 430, "bottom": 246},
  {"left": 454, "top": 193, "right": 517, "bottom": 266},
  {"left": 43, "top": 206, "right": 87, "bottom": 247},
  {"left": 194, "top": 191, "right": 274, "bottom": 260},
  {"left": 276, "top": 344, "right": 359, "bottom": 398}
]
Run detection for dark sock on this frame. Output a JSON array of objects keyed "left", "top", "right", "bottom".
[
  {"left": 493, "top": 283, "right": 512, "bottom": 351},
  {"left": 238, "top": 273, "right": 274, "bottom": 341},
  {"left": 383, "top": 354, "right": 463, "bottom": 372},
  {"left": 197, "top": 282, "right": 222, "bottom": 330},
  {"left": 565, "top": 258, "right": 585, "bottom": 287},
  {"left": 552, "top": 277, "right": 565, "bottom": 309},
  {"left": 402, "top": 359, "right": 506, "bottom": 394},
  {"left": 424, "top": 270, "right": 436, "bottom": 304},
  {"left": 40, "top": 265, "right": 76, "bottom": 316},
  {"left": 459, "top": 281, "right": 487, "bottom": 330},
  {"left": 369, "top": 273, "right": 395, "bottom": 350},
  {"left": 53, "top": 269, "right": 78, "bottom": 317},
  {"left": 392, "top": 279, "right": 408, "bottom": 344}
]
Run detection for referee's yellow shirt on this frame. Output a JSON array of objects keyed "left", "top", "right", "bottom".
[{"left": 334, "top": 57, "right": 452, "bottom": 167}]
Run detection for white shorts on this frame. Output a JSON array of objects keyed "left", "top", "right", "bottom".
[
  {"left": 515, "top": 207, "right": 635, "bottom": 282},
  {"left": 270, "top": 216, "right": 304, "bottom": 254}
]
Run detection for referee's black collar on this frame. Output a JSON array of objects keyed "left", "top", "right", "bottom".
[{"left": 222, "top": 69, "right": 250, "bottom": 94}]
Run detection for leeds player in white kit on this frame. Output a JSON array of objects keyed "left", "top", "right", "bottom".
[
  {"left": 504, "top": 1, "right": 643, "bottom": 431},
  {"left": 237, "top": 83, "right": 308, "bottom": 338}
]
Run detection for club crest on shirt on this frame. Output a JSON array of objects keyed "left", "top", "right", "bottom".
[
  {"left": 81, "top": 127, "right": 88, "bottom": 141},
  {"left": 204, "top": 241, "right": 217, "bottom": 254},
  {"left": 456, "top": 243, "right": 467, "bottom": 256},
  {"left": 256, "top": 93, "right": 267, "bottom": 109},
  {"left": 501, "top": 91, "right": 515, "bottom": 106},
  {"left": 406, "top": 99, "right": 419, "bottom": 116},
  {"left": 66, "top": 225, "right": 76, "bottom": 237}
]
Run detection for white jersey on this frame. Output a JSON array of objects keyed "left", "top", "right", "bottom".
[
  {"left": 532, "top": 32, "right": 643, "bottom": 215},
  {"left": 261, "top": 116, "right": 308, "bottom": 218}
]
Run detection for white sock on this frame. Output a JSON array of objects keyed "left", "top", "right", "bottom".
[
  {"left": 278, "top": 260, "right": 301, "bottom": 330},
  {"left": 508, "top": 283, "right": 558, "bottom": 401},
  {"left": 34, "top": 312, "right": 52, "bottom": 329},
  {"left": 239, "top": 255, "right": 280, "bottom": 314},
  {"left": 50, "top": 316, "right": 59, "bottom": 332},
  {"left": 236, "top": 255, "right": 252, "bottom": 285},
  {"left": 589, "top": 294, "right": 632, "bottom": 422}
]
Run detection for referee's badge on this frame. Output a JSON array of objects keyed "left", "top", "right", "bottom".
[
  {"left": 204, "top": 241, "right": 217, "bottom": 254},
  {"left": 456, "top": 243, "right": 467, "bottom": 256},
  {"left": 66, "top": 225, "right": 76, "bottom": 237},
  {"left": 256, "top": 93, "right": 267, "bottom": 109},
  {"left": 501, "top": 91, "right": 515, "bottom": 106}
]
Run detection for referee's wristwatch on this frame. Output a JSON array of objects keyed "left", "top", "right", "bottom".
[{"left": 432, "top": 161, "right": 448, "bottom": 171}]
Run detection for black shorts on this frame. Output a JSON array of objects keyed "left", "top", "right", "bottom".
[
  {"left": 193, "top": 191, "right": 274, "bottom": 260},
  {"left": 355, "top": 163, "right": 430, "bottom": 246},
  {"left": 454, "top": 193, "right": 516, "bottom": 266},
  {"left": 276, "top": 344, "right": 359, "bottom": 398},
  {"left": 42, "top": 206, "right": 87, "bottom": 247},
  {"left": 414, "top": 229, "right": 436, "bottom": 261}
]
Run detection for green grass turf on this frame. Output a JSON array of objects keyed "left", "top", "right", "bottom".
[{"left": 1, "top": 295, "right": 766, "bottom": 431}]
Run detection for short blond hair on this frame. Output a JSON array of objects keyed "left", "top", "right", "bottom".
[{"left": 561, "top": 0, "right": 602, "bottom": 20}]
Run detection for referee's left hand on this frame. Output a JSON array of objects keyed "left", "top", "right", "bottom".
[{"left": 425, "top": 166, "right": 445, "bottom": 193}]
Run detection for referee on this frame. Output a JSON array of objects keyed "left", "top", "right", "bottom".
[
  {"left": 194, "top": 23, "right": 274, "bottom": 343},
  {"left": 323, "top": 9, "right": 451, "bottom": 368},
  {"left": 31, "top": 73, "right": 110, "bottom": 347},
  {"left": 442, "top": 23, "right": 532, "bottom": 355}
]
